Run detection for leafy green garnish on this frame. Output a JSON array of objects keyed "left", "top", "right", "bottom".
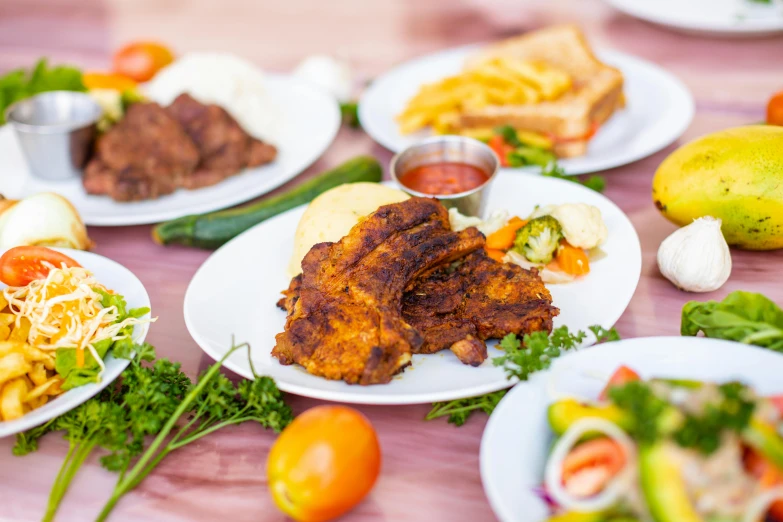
[
  {"left": 340, "top": 101, "right": 360, "bottom": 128},
  {"left": 426, "top": 325, "right": 620, "bottom": 425},
  {"left": 495, "top": 125, "right": 522, "bottom": 147},
  {"left": 673, "top": 382, "right": 756, "bottom": 454},
  {"left": 608, "top": 381, "right": 671, "bottom": 445},
  {"left": 541, "top": 161, "right": 606, "bottom": 193},
  {"left": 14, "top": 341, "right": 293, "bottom": 522},
  {"left": 0, "top": 59, "right": 86, "bottom": 124},
  {"left": 681, "top": 291, "right": 783, "bottom": 351},
  {"left": 425, "top": 390, "right": 507, "bottom": 426}
]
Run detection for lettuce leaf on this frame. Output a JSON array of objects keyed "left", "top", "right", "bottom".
[
  {"left": 55, "top": 291, "right": 150, "bottom": 389},
  {"left": 0, "top": 58, "right": 86, "bottom": 124},
  {"left": 681, "top": 291, "right": 783, "bottom": 351}
]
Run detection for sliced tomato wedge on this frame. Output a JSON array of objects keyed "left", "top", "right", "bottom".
[
  {"left": 599, "top": 365, "right": 641, "bottom": 401},
  {"left": 488, "top": 135, "right": 514, "bottom": 167},
  {"left": 0, "top": 246, "right": 81, "bottom": 286},
  {"left": 744, "top": 448, "right": 783, "bottom": 521},
  {"left": 561, "top": 437, "right": 626, "bottom": 497},
  {"left": 768, "top": 395, "right": 783, "bottom": 417}
]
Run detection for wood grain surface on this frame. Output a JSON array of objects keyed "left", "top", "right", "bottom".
[{"left": 0, "top": 0, "right": 782, "bottom": 520}]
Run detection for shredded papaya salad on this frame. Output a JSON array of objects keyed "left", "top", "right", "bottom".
[
  {"left": 0, "top": 246, "right": 153, "bottom": 390},
  {"left": 541, "top": 366, "right": 783, "bottom": 522}
]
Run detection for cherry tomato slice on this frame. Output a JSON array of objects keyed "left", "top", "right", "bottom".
[
  {"left": 0, "top": 246, "right": 81, "bottom": 286},
  {"left": 767, "top": 90, "right": 783, "bottom": 126},
  {"left": 599, "top": 365, "right": 640, "bottom": 401},
  {"left": 112, "top": 42, "right": 174, "bottom": 83}
]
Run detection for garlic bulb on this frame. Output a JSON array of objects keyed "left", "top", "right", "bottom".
[
  {"left": 0, "top": 193, "right": 92, "bottom": 250},
  {"left": 657, "top": 217, "right": 731, "bottom": 292}
]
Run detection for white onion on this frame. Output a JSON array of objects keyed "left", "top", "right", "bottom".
[
  {"left": 0, "top": 193, "right": 91, "bottom": 250},
  {"left": 545, "top": 417, "right": 636, "bottom": 513},
  {"left": 744, "top": 486, "right": 783, "bottom": 522}
]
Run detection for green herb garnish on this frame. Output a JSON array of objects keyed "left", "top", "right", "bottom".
[
  {"left": 541, "top": 161, "right": 606, "bottom": 193},
  {"left": 426, "top": 325, "right": 619, "bottom": 425},
  {"left": 608, "top": 381, "right": 671, "bottom": 445},
  {"left": 14, "top": 341, "right": 292, "bottom": 522}
]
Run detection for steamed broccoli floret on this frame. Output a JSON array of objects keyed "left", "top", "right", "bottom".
[{"left": 513, "top": 215, "right": 563, "bottom": 264}]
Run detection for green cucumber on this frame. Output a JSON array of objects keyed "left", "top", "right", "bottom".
[{"left": 152, "top": 156, "right": 383, "bottom": 249}]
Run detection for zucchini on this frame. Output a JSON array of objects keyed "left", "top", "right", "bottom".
[{"left": 152, "top": 156, "right": 383, "bottom": 249}]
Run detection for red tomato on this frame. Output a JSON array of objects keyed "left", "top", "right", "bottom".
[
  {"left": 488, "top": 135, "right": 514, "bottom": 167},
  {"left": 267, "top": 406, "right": 381, "bottom": 522},
  {"left": 112, "top": 42, "right": 174, "bottom": 82},
  {"left": 768, "top": 90, "right": 783, "bottom": 126},
  {"left": 599, "top": 365, "right": 640, "bottom": 401},
  {"left": 0, "top": 246, "right": 81, "bottom": 287},
  {"left": 561, "top": 437, "right": 626, "bottom": 497},
  {"left": 768, "top": 395, "right": 783, "bottom": 416}
]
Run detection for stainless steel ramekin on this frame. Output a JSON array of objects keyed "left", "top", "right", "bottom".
[
  {"left": 6, "top": 91, "right": 102, "bottom": 181},
  {"left": 390, "top": 135, "right": 499, "bottom": 217}
]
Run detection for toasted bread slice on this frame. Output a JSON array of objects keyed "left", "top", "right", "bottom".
[{"left": 459, "top": 25, "right": 624, "bottom": 158}]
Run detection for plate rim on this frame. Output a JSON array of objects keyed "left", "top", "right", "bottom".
[
  {"left": 183, "top": 173, "right": 642, "bottom": 405},
  {"left": 603, "top": 0, "right": 783, "bottom": 34},
  {"left": 358, "top": 46, "right": 695, "bottom": 175},
  {"left": 0, "top": 248, "right": 151, "bottom": 437},
  {"left": 479, "top": 336, "right": 783, "bottom": 522}
]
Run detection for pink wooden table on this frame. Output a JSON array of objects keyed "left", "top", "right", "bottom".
[{"left": 0, "top": 0, "right": 782, "bottom": 520}]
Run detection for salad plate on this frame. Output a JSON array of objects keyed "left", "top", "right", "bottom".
[
  {"left": 480, "top": 336, "right": 783, "bottom": 522},
  {"left": 0, "top": 249, "right": 151, "bottom": 437},
  {"left": 184, "top": 172, "right": 642, "bottom": 405},
  {"left": 0, "top": 75, "right": 340, "bottom": 226},
  {"left": 359, "top": 47, "right": 694, "bottom": 175}
]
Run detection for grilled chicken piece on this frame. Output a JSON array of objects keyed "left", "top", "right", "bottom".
[
  {"left": 402, "top": 249, "right": 558, "bottom": 362},
  {"left": 278, "top": 246, "right": 559, "bottom": 368},
  {"left": 83, "top": 102, "right": 199, "bottom": 201},
  {"left": 166, "top": 93, "right": 277, "bottom": 188},
  {"left": 273, "top": 198, "right": 485, "bottom": 385}
]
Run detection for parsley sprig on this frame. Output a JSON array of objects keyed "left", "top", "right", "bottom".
[
  {"left": 541, "top": 161, "right": 606, "bottom": 193},
  {"left": 426, "top": 325, "right": 619, "bottom": 426},
  {"left": 14, "top": 341, "right": 292, "bottom": 522}
]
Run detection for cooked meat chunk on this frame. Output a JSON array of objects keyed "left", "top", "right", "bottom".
[
  {"left": 83, "top": 102, "right": 199, "bottom": 201},
  {"left": 273, "top": 197, "right": 485, "bottom": 385},
  {"left": 83, "top": 94, "right": 277, "bottom": 201},
  {"left": 166, "top": 93, "right": 277, "bottom": 188},
  {"left": 278, "top": 243, "right": 559, "bottom": 369},
  {"left": 402, "top": 249, "right": 558, "bottom": 361}
]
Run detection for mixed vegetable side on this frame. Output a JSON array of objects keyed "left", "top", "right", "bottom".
[{"left": 544, "top": 367, "right": 783, "bottom": 522}]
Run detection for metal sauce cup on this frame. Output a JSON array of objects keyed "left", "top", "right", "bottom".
[
  {"left": 390, "top": 135, "right": 499, "bottom": 217},
  {"left": 5, "top": 91, "right": 102, "bottom": 181}
]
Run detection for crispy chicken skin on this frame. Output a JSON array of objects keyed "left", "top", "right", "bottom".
[
  {"left": 276, "top": 206, "right": 559, "bottom": 375},
  {"left": 402, "top": 249, "right": 558, "bottom": 357},
  {"left": 83, "top": 94, "right": 277, "bottom": 201},
  {"left": 273, "top": 198, "right": 485, "bottom": 385}
]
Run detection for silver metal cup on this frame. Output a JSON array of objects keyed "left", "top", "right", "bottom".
[
  {"left": 5, "top": 91, "right": 102, "bottom": 181},
  {"left": 390, "top": 135, "right": 499, "bottom": 217}
]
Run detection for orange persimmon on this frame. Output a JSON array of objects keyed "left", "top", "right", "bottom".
[
  {"left": 267, "top": 405, "right": 381, "bottom": 522},
  {"left": 485, "top": 217, "right": 526, "bottom": 251},
  {"left": 556, "top": 242, "right": 590, "bottom": 276}
]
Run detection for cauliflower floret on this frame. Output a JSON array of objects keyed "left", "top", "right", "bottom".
[
  {"left": 448, "top": 208, "right": 509, "bottom": 236},
  {"left": 530, "top": 203, "right": 607, "bottom": 249}
]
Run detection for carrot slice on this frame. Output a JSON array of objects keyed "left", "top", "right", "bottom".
[
  {"left": 485, "top": 217, "right": 527, "bottom": 251},
  {"left": 485, "top": 248, "right": 506, "bottom": 263},
  {"left": 556, "top": 241, "right": 590, "bottom": 276}
]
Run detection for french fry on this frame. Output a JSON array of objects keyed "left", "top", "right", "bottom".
[
  {"left": 42, "top": 356, "right": 56, "bottom": 371},
  {"left": 0, "top": 352, "right": 32, "bottom": 384},
  {"left": 45, "top": 376, "right": 63, "bottom": 397},
  {"left": 29, "top": 362, "right": 47, "bottom": 386},
  {"left": 0, "top": 313, "right": 14, "bottom": 327},
  {"left": 0, "top": 293, "right": 8, "bottom": 311},
  {"left": 9, "top": 317, "right": 30, "bottom": 342},
  {"left": 25, "top": 376, "right": 61, "bottom": 402},
  {"left": 0, "top": 325, "right": 9, "bottom": 342},
  {"left": 1, "top": 378, "right": 28, "bottom": 421},
  {"left": 21, "top": 343, "right": 52, "bottom": 362},
  {"left": 0, "top": 341, "right": 25, "bottom": 357}
]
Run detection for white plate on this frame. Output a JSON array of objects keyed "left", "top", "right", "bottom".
[
  {"left": 480, "top": 336, "right": 783, "bottom": 522},
  {"left": 358, "top": 47, "right": 694, "bottom": 175},
  {"left": 0, "top": 249, "right": 151, "bottom": 437},
  {"left": 605, "top": 0, "right": 783, "bottom": 36},
  {"left": 183, "top": 172, "right": 642, "bottom": 405},
  {"left": 0, "top": 75, "right": 340, "bottom": 226}
]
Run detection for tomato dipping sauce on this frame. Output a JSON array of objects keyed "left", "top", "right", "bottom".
[{"left": 398, "top": 162, "right": 490, "bottom": 195}]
